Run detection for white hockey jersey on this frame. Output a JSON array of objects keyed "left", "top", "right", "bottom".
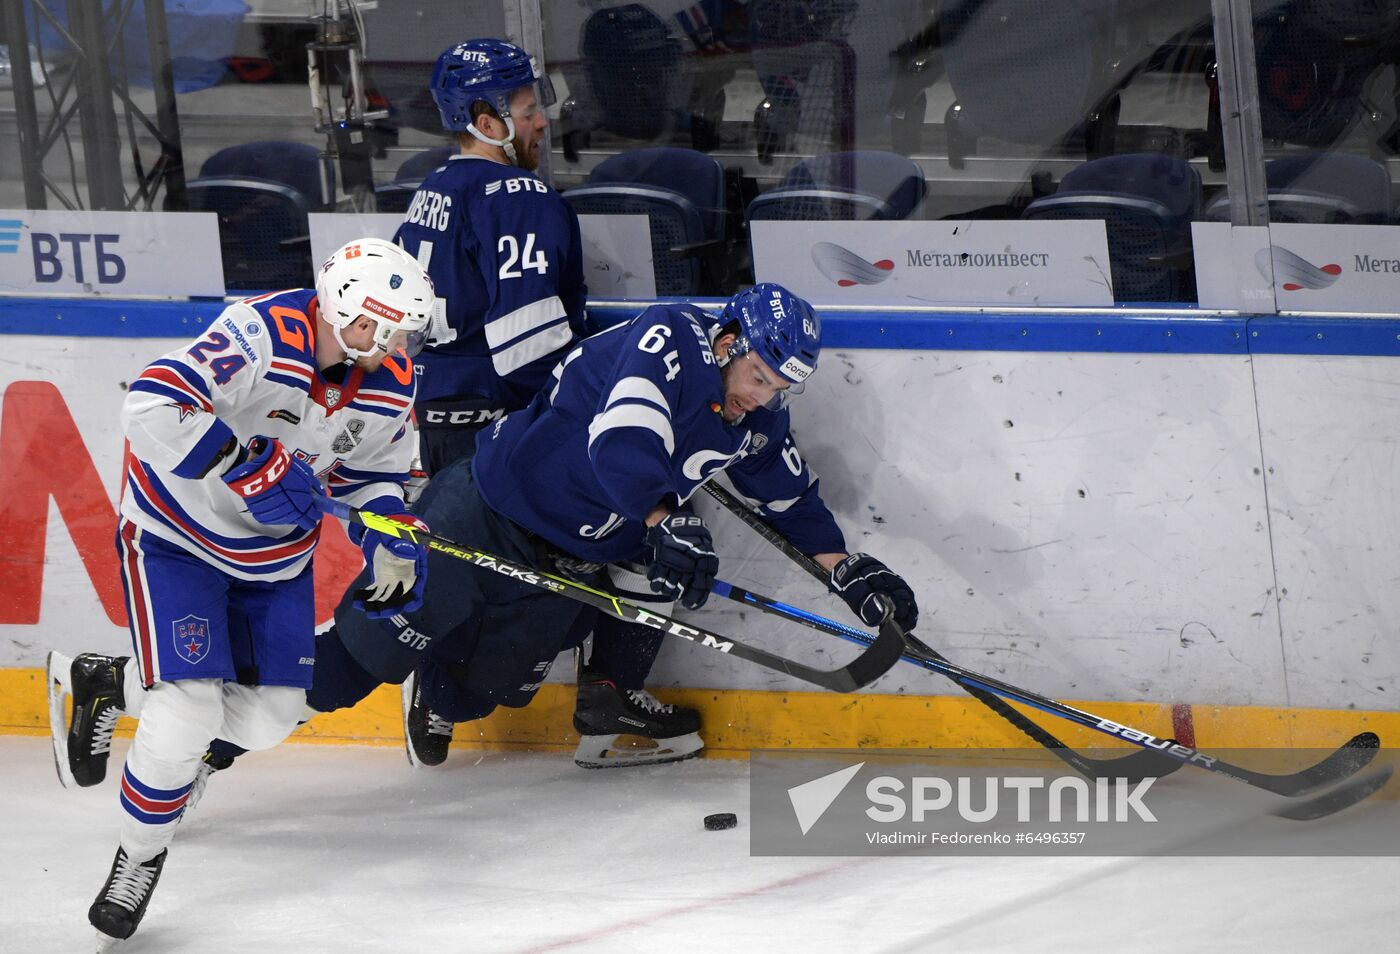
[{"left": 120, "top": 288, "right": 417, "bottom": 581}]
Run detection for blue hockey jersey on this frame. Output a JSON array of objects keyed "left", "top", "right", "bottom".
[
  {"left": 393, "top": 154, "right": 590, "bottom": 408},
  {"left": 473, "top": 302, "right": 846, "bottom": 564}
]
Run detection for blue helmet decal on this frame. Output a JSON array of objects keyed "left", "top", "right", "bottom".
[
  {"left": 430, "top": 38, "right": 552, "bottom": 132},
  {"left": 721, "top": 283, "right": 821, "bottom": 387}
]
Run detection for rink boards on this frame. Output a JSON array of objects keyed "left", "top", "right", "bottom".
[{"left": 2, "top": 298, "right": 1400, "bottom": 750}]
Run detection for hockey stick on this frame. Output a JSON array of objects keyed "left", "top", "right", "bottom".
[
  {"left": 703, "top": 483, "right": 1381, "bottom": 800},
  {"left": 709, "top": 580, "right": 1388, "bottom": 818},
  {"left": 734, "top": 575, "right": 1381, "bottom": 799},
  {"left": 703, "top": 482, "right": 1177, "bottom": 783},
  {"left": 317, "top": 498, "right": 904, "bottom": 693}
]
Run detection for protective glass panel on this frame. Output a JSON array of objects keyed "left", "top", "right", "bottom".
[
  {"left": 540, "top": 0, "right": 1224, "bottom": 305},
  {"left": 1244, "top": 0, "right": 1400, "bottom": 314}
]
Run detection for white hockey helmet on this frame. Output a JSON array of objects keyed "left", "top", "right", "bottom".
[{"left": 316, "top": 238, "right": 434, "bottom": 360}]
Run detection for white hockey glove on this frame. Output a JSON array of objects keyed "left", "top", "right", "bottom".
[{"left": 353, "top": 513, "right": 430, "bottom": 619}]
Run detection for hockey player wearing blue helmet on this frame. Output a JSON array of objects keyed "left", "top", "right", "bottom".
[
  {"left": 294, "top": 284, "right": 920, "bottom": 763},
  {"left": 390, "top": 38, "right": 708, "bottom": 769}
]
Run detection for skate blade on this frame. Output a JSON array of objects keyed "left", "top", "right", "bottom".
[
  {"left": 574, "top": 731, "right": 704, "bottom": 769},
  {"left": 46, "top": 650, "right": 79, "bottom": 790},
  {"left": 95, "top": 929, "right": 123, "bottom": 952}
]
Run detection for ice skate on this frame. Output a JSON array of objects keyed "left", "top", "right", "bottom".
[
  {"left": 48, "top": 651, "right": 127, "bottom": 789},
  {"left": 402, "top": 671, "right": 454, "bottom": 767},
  {"left": 573, "top": 673, "right": 703, "bottom": 768},
  {"left": 90, "top": 846, "right": 166, "bottom": 951}
]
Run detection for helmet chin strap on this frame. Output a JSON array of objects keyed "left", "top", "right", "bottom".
[
  {"left": 331, "top": 322, "right": 376, "bottom": 362},
  {"left": 466, "top": 114, "right": 520, "bottom": 165}
]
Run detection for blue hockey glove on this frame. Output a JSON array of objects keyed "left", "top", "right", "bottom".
[
  {"left": 645, "top": 512, "right": 719, "bottom": 610},
  {"left": 353, "top": 513, "right": 430, "bottom": 619},
  {"left": 830, "top": 553, "right": 919, "bottom": 631},
  {"left": 222, "top": 436, "right": 323, "bottom": 531}
]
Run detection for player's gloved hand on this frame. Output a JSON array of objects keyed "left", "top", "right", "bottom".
[
  {"left": 221, "top": 436, "right": 323, "bottom": 531},
  {"left": 353, "top": 513, "right": 430, "bottom": 619},
  {"left": 645, "top": 512, "right": 719, "bottom": 610},
  {"left": 830, "top": 553, "right": 919, "bottom": 631}
]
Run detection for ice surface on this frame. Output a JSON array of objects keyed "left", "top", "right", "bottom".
[{"left": 4, "top": 736, "right": 1396, "bottom": 953}]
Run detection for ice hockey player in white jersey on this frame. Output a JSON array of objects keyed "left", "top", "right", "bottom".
[{"left": 46, "top": 238, "right": 434, "bottom": 951}]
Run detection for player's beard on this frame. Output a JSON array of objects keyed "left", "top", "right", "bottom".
[{"left": 513, "top": 133, "right": 540, "bottom": 171}]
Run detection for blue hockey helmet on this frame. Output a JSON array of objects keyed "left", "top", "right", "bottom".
[
  {"left": 721, "top": 283, "right": 821, "bottom": 392},
  {"left": 430, "top": 39, "right": 555, "bottom": 133}
]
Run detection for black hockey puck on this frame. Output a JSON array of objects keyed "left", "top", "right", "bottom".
[{"left": 704, "top": 812, "right": 738, "bottom": 831}]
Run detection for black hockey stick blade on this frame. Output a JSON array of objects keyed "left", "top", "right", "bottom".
[
  {"left": 1272, "top": 763, "right": 1394, "bottom": 822},
  {"left": 318, "top": 498, "right": 904, "bottom": 693},
  {"left": 896, "top": 638, "right": 1182, "bottom": 785},
  {"left": 1226, "top": 732, "right": 1380, "bottom": 798}
]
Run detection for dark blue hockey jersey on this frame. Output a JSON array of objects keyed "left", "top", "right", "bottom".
[
  {"left": 473, "top": 302, "right": 846, "bottom": 564},
  {"left": 393, "top": 154, "right": 590, "bottom": 407}
]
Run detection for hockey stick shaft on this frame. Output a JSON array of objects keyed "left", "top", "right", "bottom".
[
  {"left": 318, "top": 497, "right": 904, "bottom": 692},
  {"left": 704, "top": 484, "right": 1377, "bottom": 794},
  {"left": 724, "top": 573, "right": 1377, "bottom": 795},
  {"left": 703, "top": 482, "right": 1177, "bottom": 782}
]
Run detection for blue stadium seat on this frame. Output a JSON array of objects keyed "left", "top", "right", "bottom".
[
  {"left": 563, "top": 147, "right": 728, "bottom": 295},
  {"left": 746, "top": 151, "right": 925, "bottom": 221},
  {"left": 1022, "top": 153, "right": 1202, "bottom": 303},
  {"left": 375, "top": 146, "right": 457, "bottom": 214},
  {"left": 185, "top": 142, "right": 331, "bottom": 292},
  {"left": 1203, "top": 153, "right": 1392, "bottom": 224}
]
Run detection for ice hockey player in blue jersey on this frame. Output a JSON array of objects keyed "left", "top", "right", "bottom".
[
  {"left": 386, "top": 37, "right": 700, "bottom": 768},
  {"left": 399, "top": 38, "right": 589, "bottom": 434},
  {"left": 300, "top": 283, "right": 919, "bottom": 767},
  {"left": 46, "top": 239, "right": 435, "bottom": 951}
]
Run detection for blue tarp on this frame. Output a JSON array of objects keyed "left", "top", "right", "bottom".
[{"left": 29, "top": 0, "right": 250, "bottom": 93}]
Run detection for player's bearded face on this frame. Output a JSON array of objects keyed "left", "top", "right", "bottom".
[
  {"left": 509, "top": 88, "right": 547, "bottom": 171},
  {"left": 719, "top": 351, "right": 790, "bottom": 423}
]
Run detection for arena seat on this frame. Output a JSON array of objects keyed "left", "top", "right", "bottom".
[
  {"left": 184, "top": 141, "right": 331, "bottom": 292},
  {"left": 1022, "top": 153, "right": 1202, "bottom": 303},
  {"left": 374, "top": 146, "right": 457, "bottom": 214},
  {"left": 1203, "top": 153, "right": 1392, "bottom": 224},
  {"left": 563, "top": 147, "right": 729, "bottom": 295},
  {"left": 745, "top": 150, "right": 926, "bottom": 221}
]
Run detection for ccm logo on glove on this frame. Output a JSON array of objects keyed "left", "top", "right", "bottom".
[{"left": 221, "top": 436, "right": 324, "bottom": 532}]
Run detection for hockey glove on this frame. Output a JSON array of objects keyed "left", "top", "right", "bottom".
[
  {"left": 221, "top": 436, "right": 324, "bottom": 531},
  {"left": 830, "top": 553, "right": 919, "bottom": 631},
  {"left": 645, "top": 512, "right": 719, "bottom": 610},
  {"left": 353, "top": 513, "right": 430, "bottom": 619}
]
